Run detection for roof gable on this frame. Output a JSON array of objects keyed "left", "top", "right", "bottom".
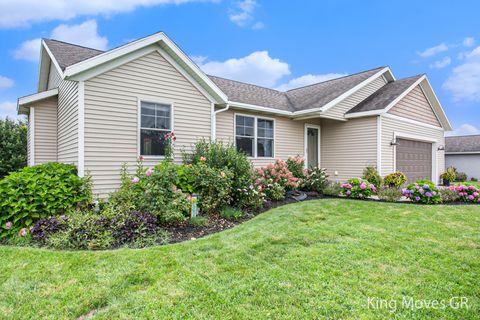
[{"left": 43, "top": 39, "right": 103, "bottom": 71}]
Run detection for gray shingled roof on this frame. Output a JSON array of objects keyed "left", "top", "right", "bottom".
[
  {"left": 346, "top": 75, "right": 423, "bottom": 114},
  {"left": 446, "top": 135, "right": 480, "bottom": 153},
  {"left": 44, "top": 39, "right": 103, "bottom": 70},
  {"left": 43, "top": 39, "right": 394, "bottom": 114}
]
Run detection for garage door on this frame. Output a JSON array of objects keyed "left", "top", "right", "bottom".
[{"left": 396, "top": 138, "right": 432, "bottom": 184}]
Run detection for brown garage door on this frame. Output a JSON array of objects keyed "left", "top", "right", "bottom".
[{"left": 396, "top": 138, "right": 432, "bottom": 184}]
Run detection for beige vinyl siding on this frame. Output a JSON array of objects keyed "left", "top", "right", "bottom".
[
  {"left": 320, "top": 117, "right": 378, "bottom": 181},
  {"left": 215, "top": 109, "right": 318, "bottom": 167},
  {"left": 33, "top": 97, "right": 58, "bottom": 164},
  {"left": 322, "top": 76, "right": 387, "bottom": 120},
  {"left": 84, "top": 51, "right": 212, "bottom": 196},
  {"left": 381, "top": 116, "right": 445, "bottom": 183},
  {"left": 47, "top": 63, "right": 62, "bottom": 89},
  {"left": 388, "top": 85, "right": 441, "bottom": 127},
  {"left": 57, "top": 80, "right": 78, "bottom": 164}
]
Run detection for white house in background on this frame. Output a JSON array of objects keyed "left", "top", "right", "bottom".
[
  {"left": 446, "top": 135, "right": 480, "bottom": 180},
  {"left": 17, "top": 32, "right": 452, "bottom": 197}
]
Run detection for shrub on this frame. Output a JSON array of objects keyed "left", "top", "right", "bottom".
[
  {"left": 0, "top": 118, "right": 27, "bottom": 179},
  {"left": 31, "top": 216, "right": 67, "bottom": 244},
  {"left": 184, "top": 163, "right": 233, "bottom": 214},
  {"left": 456, "top": 172, "right": 468, "bottom": 182},
  {"left": 183, "top": 140, "right": 258, "bottom": 208},
  {"left": 440, "top": 166, "right": 456, "bottom": 182},
  {"left": 0, "top": 163, "right": 92, "bottom": 238},
  {"left": 341, "top": 178, "right": 376, "bottom": 198},
  {"left": 262, "top": 181, "right": 286, "bottom": 201},
  {"left": 362, "top": 166, "right": 382, "bottom": 189},
  {"left": 439, "top": 188, "right": 460, "bottom": 203},
  {"left": 450, "top": 185, "right": 480, "bottom": 203},
  {"left": 377, "top": 187, "right": 403, "bottom": 202},
  {"left": 112, "top": 211, "right": 167, "bottom": 248},
  {"left": 323, "top": 182, "right": 342, "bottom": 196},
  {"left": 402, "top": 180, "right": 441, "bottom": 204},
  {"left": 220, "top": 207, "right": 243, "bottom": 220},
  {"left": 286, "top": 155, "right": 305, "bottom": 179},
  {"left": 256, "top": 159, "right": 299, "bottom": 190},
  {"left": 383, "top": 172, "right": 407, "bottom": 188},
  {"left": 302, "top": 167, "right": 329, "bottom": 193},
  {"left": 471, "top": 177, "right": 478, "bottom": 182}
]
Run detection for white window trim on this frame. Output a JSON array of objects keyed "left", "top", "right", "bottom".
[
  {"left": 392, "top": 131, "right": 438, "bottom": 183},
  {"left": 304, "top": 124, "right": 321, "bottom": 169},
  {"left": 137, "top": 97, "right": 175, "bottom": 160},
  {"left": 234, "top": 112, "right": 276, "bottom": 159}
]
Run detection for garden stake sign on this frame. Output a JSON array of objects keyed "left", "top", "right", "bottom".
[{"left": 191, "top": 193, "right": 198, "bottom": 218}]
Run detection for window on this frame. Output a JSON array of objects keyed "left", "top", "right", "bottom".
[
  {"left": 235, "top": 115, "right": 274, "bottom": 158},
  {"left": 140, "top": 101, "right": 172, "bottom": 156}
]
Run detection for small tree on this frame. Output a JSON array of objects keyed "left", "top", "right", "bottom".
[{"left": 0, "top": 118, "right": 28, "bottom": 178}]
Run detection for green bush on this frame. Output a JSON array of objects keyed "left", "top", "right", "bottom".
[
  {"left": 455, "top": 172, "right": 468, "bottom": 182},
  {"left": 362, "top": 166, "right": 382, "bottom": 189},
  {"left": 439, "top": 188, "right": 459, "bottom": 202},
  {"left": 220, "top": 207, "right": 243, "bottom": 220},
  {"left": 0, "top": 118, "right": 27, "bottom": 179},
  {"left": 183, "top": 140, "right": 259, "bottom": 208},
  {"left": 0, "top": 163, "right": 92, "bottom": 238},
  {"left": 440, "top": 166, "right": 456, "bottom": 182},
  {"left": 263, "top": 180, "right": 285, "bottom": 201},
  {"left": 377, "top": 187, "right": 403, "bottom": 202},
  {"left": 383, "top": 172, "right": 407, "bottom": 188},
  {"left": 184, "top": 163, "right": 233, "bottom": 214},
  {"left": 302, "top": 167, "right": 329, "bottom": 193},
  {"left": 286, "top": 155, "right": 305, "bottom": 179},
  {"left": 323, "top": 182, "right": 342, "bottom": 196},
  {"left": 402, "top": 180, "right": 442, "bottom": 204},
  {"left": 341, "top": 178, "right": 376, "bottom": 199}
]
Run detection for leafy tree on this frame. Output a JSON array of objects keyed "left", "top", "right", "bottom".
[{"left": 0, "top": 118, "right": 28, "bottom": 178}]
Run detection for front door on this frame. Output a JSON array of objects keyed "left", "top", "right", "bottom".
[{"left": 305, "top": 126, "right": 320, "bottom": 169}]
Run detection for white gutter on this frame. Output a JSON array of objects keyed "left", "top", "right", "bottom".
[{"left": 211, "top": 103, "right": 230, "bottom": 140}]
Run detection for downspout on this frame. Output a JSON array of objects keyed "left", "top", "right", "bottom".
[{"left": 211, "top": 103, "right": 230, "bottom": 141}]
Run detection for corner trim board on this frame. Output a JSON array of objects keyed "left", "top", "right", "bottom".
[{"left": 78, "top": 81, "right": 85, "bottom": 177}]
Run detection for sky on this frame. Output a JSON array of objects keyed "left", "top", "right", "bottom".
[{"left": 0, "top": 0, "right": 479, "bottom": 136}]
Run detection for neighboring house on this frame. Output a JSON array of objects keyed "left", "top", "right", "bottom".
[
  {"left": 445, "top": 135, "right": 480, "bottom": 180},
  {"left": 17, "top": 32, "right": 452, "bottom": 196}
]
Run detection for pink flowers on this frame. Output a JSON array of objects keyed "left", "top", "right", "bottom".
[
  {"left": 138, "top": 156, "right": 144, "bottom": 161},
  {"left": 132, "top": 176, "right": 140, "bottom": 184},
  {"left": 220, "top": 171, "right": 226, "bottom": 178},
  {"left": 145, "top": 168, "right": 154, "bottom": 177},
  {"left": 200, "top": 156, "right": 206, "bottom": 162},
  {"left": 164, "top": 131, "right": 177, "bottom": 141},
  {"left": 256, "top": 159, "right": 299, "bottom": 190},
  {"left": 360, "top": 182, "right": 366, "bottom": 190},
  {"left": 5, "top": 221, "right": 12, "bottom": 230},
  {"left": 453, "top": 184, "right": 480, "bottom": 202},
  {"left": 18, "top": 228, "right": 27, "bottom": 237},
  {"left": 341, "top": 183, "right": 352, "bottom": 189}
]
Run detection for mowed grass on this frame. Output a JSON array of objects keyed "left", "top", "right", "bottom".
[{"left": 1, "top": 199, "right": 479, "bottom": 319}]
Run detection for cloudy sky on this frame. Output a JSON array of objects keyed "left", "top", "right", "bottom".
[{"left": 0, "top": 0, "right": 479, "bottom": 136}]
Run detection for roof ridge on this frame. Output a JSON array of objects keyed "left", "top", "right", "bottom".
[
  {"left": 43, "top": 38, "right": 105, "bottom": 53},
  {"left": 285, "top": 66, "right": 387, "bottom": 92}
]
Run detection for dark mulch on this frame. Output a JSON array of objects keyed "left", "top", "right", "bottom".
[{"left": 164, "top": 192, "right": 324, "bottom": 244}]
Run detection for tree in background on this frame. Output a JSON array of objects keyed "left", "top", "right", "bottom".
[{"left": 0, "top": 118, "right": 28, "bottom": 178}]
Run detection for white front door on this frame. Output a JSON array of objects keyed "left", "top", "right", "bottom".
[{"left": 304, "top": 125, "right": 320, "bottom": 169}]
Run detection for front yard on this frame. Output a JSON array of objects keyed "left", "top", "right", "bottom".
[{"left": 1, "top": 199, "right": 479, "bottom": 319}]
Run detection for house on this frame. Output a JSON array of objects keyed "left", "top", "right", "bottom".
[
  {"left": 445, "top": 135, "right": 480, "bottom": 180},
  {"left": 17, "top": 32, "right": 452, "bottom": 197}
]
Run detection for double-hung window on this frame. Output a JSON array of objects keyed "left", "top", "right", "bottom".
[
  {"left": 235, "top": 115, "right": 274, "bottom": 158},
  {"left": 140, "top": 101, "right": 172, "bottom": 157}
]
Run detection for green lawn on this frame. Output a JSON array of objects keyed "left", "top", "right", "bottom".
[{"left": 1, "top": 200, "right": 479, "bottom": 319}]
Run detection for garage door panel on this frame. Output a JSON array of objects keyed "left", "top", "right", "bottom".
[{"left": 396, "top": 138, "right": 432, "bottom": 184}]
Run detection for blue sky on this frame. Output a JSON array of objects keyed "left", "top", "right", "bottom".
[{"left": 1, "top": 0, "right": 479, "bottom": 136}]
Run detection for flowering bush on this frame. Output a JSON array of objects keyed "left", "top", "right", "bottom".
[
  {"left": 448, "top": 184, "right": 480, "bottom": 203},
  {"left": 402, "top": 180, "right": 441, "bottom": 204},
  {"left": 341, "top": 178, "right": 376, "bottom": 198},
  {"left": 302, "top": 167, "right": 329, "bottom": 193},
  {"left": 383, "top": 172, "right": 407, "bottom": 188},
  {"left": 164, "top": 131, "right": 176, "bottom": 161},
  {"left": 256, "top": 159, "right": 299, "bottom": 191},
  {"left": 362, "top": 166, "right": 382, "bottom": 189},
  {"left": 286, "top": 155, "right": 305, "bottom": 179},
  {"left": 257, "top": 178, "right": 285, "bottom": 201}
]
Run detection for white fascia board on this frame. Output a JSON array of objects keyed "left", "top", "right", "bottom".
[
  {"left": 63, "top": 32, "right": 228, "bottom": 104},
  {"left": 292, "top": 67, "right": 392, "bottom": 116},
  {"left": 228, "top": 101, "right": 293, "bottom": 116},
  {"left": 18, "top": 88, "right": 59, "bottom": 107},
  {"left": 344, "top": 109, "right": 383, "bottom": 118},
  {"left": 445, "top": 151, "right": 480, "bottom": 155}
]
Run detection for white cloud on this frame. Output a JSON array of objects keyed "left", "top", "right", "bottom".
[
  {"left": 429, "top": 56, "right": 451, "bottom": 69},
  {"left": 0, "top": 0, "right": 216, "bottom": 28},
  {"left": 252, "top": 21, "right": 265, "bottom": 30},
  {"left": 0, "top": 76, "right": 14, "bottom": 89},
  {"left": 0, "top": 101, "right": 19, "bottom": 119},
  {"left": 13, "top": 38, "right": 41, "bottom": 61},
  {"left": 14, "top": 20, "right": 107, "bottom": 62},
  {"left": 229, "top": 0, "right": 256, "bottom": 26},
  {"left": 463, "top": 37, "right": 475, "bottom": 47},
  {"left": 446, "top": 123, "right": 480, "bottom": 136},
  {"left": 190, "top": 55, "right": 208, "bottom": 65},
  {"left": 418, "top": 43, "right": 449, "bottom": 58},
  {"left": 443, "top": 46, "right": 480, "bottom": 101},
  {"left": 198, "top": 51, "right": 290, "bottom": 87},
  {"left": 275, "top": 73, "right": 347, "bottom": 91}
]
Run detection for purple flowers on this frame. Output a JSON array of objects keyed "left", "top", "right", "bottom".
[
  {"left": 468, "top": 195, "right": 475, "bottom": 201},
  {"left": 423, "top": 184, "right": 430, "bottom": 190},
  {"left": 360, "top": 182, "right": 367, "bottom": 190},
  {"left": 5, "top": 221, "right": 12, "bottom": 230},
  {"left": 425, "top": 192, "right": 432, "bottom": 198},
  {"left": 145, "top": 168, "right": 154, "bottom": 177},
  {"left": 418, "top": 188, "right": 424, "bottom": 195},
  {"left": 346, "top": 190, "right": 352, "bottom": 196},
  {"left": 415, "top": 196, "right": 421, "bottom": 202},
  {"left": 132, "top": 176, "right": 140, "bottom": 184}
]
